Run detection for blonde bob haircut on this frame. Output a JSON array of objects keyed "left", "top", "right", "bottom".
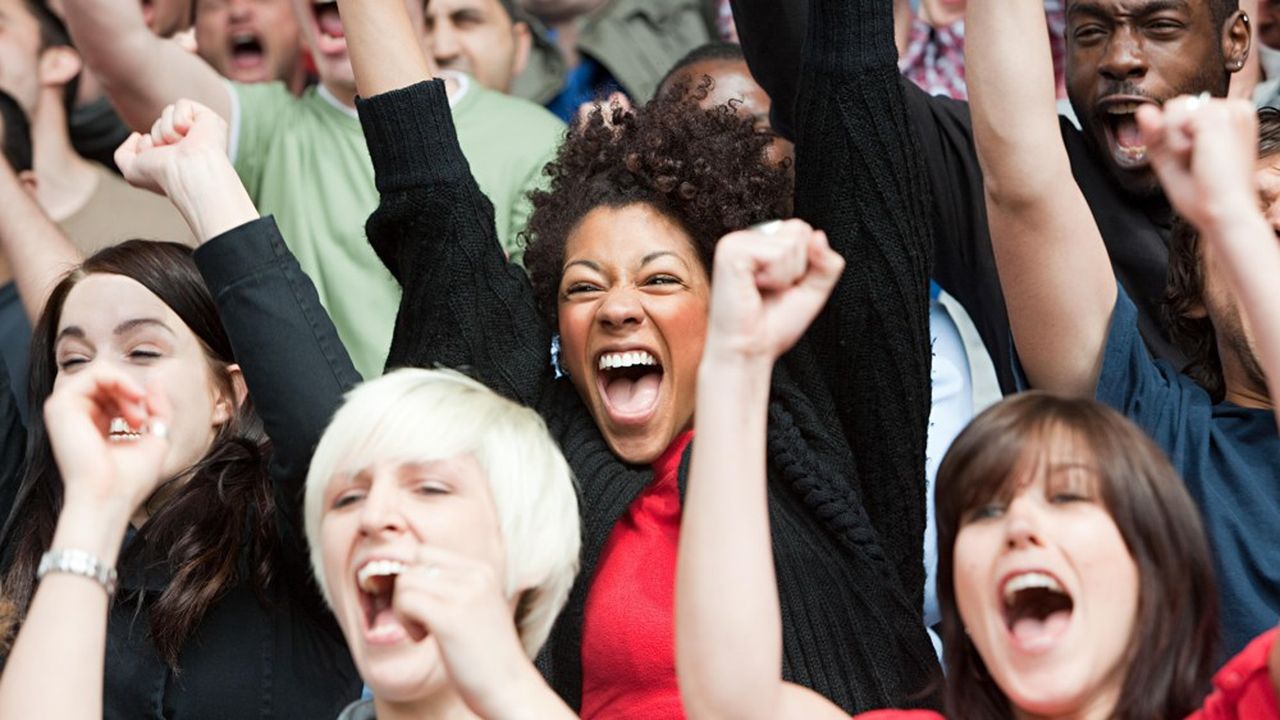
[{"left": 304, "top": 368, "right": 581, "bottom": 658}]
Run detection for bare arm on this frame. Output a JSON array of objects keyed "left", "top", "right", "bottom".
[
  {"left": 967, "top": 0, "right": 1116, "bottom": 396},
  {"left": 676, "top": 221, "right": 847, "bottom": 720},
  {"left": 59, "top": 0, "right": 229, "bottom": 131},
  {"left": 0, "top": 157, "right": 83, "bottom": 323},
  {"left": 0, "top": 370, "right": 169, "bottom": 719},
  {"left": 1138, "top": 97, "right": 1280, "bottom": 425},
  {"left": 336, "top": 0, "right": 434, "bottom": 97}
]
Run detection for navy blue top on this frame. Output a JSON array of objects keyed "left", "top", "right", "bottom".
[{"left": 1097, "top": 287, "right": 1280, "bottom": 657}]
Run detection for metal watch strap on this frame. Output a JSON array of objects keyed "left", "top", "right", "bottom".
[{"left": 37, "top": 549, "right": 117, "bottom": 596}]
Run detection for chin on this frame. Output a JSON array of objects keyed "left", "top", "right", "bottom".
[{"left": 358, "top": 645, "right": 447, "bottom": 703}]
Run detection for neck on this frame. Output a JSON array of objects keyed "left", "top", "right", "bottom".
[
  {"left": 1220, "top": 346, "right": 1273, "bottom": 410},
  {"left": 545, "top": 17, "right": 582, "bottom": 66},
  {"left": 30, "top": 94, "right": 99, "bottom": 222},
  {"left": 321, "top": 79, "right": 358, "bottom": 108},
  {"left": 373, "top": 687, "right": 478, "bottom": 720}
]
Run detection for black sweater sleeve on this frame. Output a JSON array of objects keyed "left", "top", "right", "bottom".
[
  {"left": 194, "top": 216, "right": 361, "bottom": 559},
  {"left": 357, "top": 81, "right": 552, "bottom": 407},
  {"left": 792, "top": 0, "right": 933, "bottom": 610}
]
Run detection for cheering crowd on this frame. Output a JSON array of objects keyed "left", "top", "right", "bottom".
[{"left": 0, "top": 0, "right": 1276, "bottom": 717}]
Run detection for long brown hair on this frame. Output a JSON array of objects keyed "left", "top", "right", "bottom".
[
  {"left": 935, "top": 392, "right": 1218, "bottom": 719},
  {"left": 0, "top": 240, "right": 278, "bottom": 668}
]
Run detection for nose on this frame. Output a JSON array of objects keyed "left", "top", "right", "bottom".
[
  {"left": 431, "top": 19, "right": 462, "bottom": 64},
  {"left": 596, "top": 287, "right": 645, "bottom": 330},
  {"left": 1098, "top": 27, "right": 1148, "bottom": 82},
  {"left": 228, "top": 0, "right": 252, "bottom": 21},
  {"left": 358, "top": 472, "right": 405, "bottom": 536},
  {"left": 1003, "top": 496, "right": 1045, "bottom": 551}
]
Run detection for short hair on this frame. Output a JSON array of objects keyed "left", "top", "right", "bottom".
[
  {"left": 21, "top": 0, "right": 81, "bottom": 116},
  {"left": 656, "top": 41, "right": 746, "bottom": 96},
  {"left": 935, "top": 392, "right": 1217, "bottom": 719},
  {"left": 1164, "top": 106, "right": 1280, "bottom": 400},
  {"left": 304, "top": 368, "right": 581, "bottom": 659},
  {"left": 1208, "top": 0, "right": 1239, "bottom": 30},
  {"left": 0, "top": 90, "right": 33, "bottom": 173}
]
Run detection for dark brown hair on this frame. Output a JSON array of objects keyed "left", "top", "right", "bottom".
[
  {"left": 0, "top": 240, "right": 278, "bottom": 668},
  {"left": 1165, "top": 106, "right": 1280, "bottom": 401},
  {"left": 522, "top": 82, "right": 793, "bottom": 327},
  {"left": 935, "top": 392, "right": 1218, "bottom": 719}
]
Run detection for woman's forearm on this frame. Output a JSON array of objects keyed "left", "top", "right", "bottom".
[
  {"left": 677, "top": 357, "right": 778, "bottom": 720},
  {"left": 165, "top": 153, "right": 260, "bottom": 243},
  {"left": 0, "top": 158, "right": 83, "bottom": 323},
  {"left": 0, "top": 496, "right": 130, "bottom": 718},
  {"left": 335, "top": 0, "right": 433, "bottom": 98}
]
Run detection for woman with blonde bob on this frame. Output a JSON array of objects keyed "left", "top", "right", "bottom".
[{"left": 303, "top": 368, "right": 582, "bottom": 720}]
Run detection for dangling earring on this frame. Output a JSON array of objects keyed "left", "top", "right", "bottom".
[{"left": 551, "top": 334, "right": 569, "bottom": 379}]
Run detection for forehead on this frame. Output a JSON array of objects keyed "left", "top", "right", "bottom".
[
  {"left": 1066, "top": 0, "right": 1207, "bottom": 18},
  {"left": 563, "top": 203, "right": 700, "bottom": 267},
  {"left": 429, "top": 0, "right": 503, "bottom": 14},
  {"left": 58, "top": 274, "right": 180, "bottom": 334}
]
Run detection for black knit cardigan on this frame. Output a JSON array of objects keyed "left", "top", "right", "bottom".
[{"left": 354, "top": 0, "right": 940, "bottom": 710}]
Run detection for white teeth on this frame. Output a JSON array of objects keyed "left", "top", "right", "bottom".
[
  {"left": 356, "top": 560, "right": 406, "bottom": 592},
  {"left": 597, "top": 351, "right": 659, "bottom": 371},
  {"left": 1002, "top": 572, "right": 1063, "bottom": 603},
  {"left": 1106, "top": 101, "right": 1144, "bottom": 114},
  {"left": 108, "top": 417, "right": 142, "bottom": 442}
]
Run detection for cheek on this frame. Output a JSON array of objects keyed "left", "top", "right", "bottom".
[
  {"left": 952, "top": 529, "right": 996, "bottom": 630},
  {"left": 659, "top": 296, "right": 709, "bottom": 372},
  {"left": 557, "top": 304, "right": 594, "bottom": 374}
]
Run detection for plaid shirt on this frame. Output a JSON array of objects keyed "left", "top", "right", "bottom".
[{"left": 899, "top": 0, "right": 1068, "bottom": 101}]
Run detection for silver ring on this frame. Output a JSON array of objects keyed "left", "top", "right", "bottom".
[
  {"left": 1184, "top": 91, "right": 1211, "bottom": 113},
  {"left": 751, "top": 220, "right": 784, "bottom": 236},
  {"left": 149, "top": 421, "right": 168, "bottom": 440}
]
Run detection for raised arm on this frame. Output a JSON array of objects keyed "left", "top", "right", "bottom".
[
  {"left": 341, "top": 0, "right": 551, "bottom": 405},
  {"left": 677, "top": 221, "right": 847, "bottom": 720},
  {"left": 789, "top": 0, "right": 935, "bottom": 607},
  {"left": 0, "top": 156, "right": 83, "bottom": 323},
  {"left": 59, "top": 0, "right": 230, "bottom": 131},
  {"left": 115, "top": 100, "right": 361, "bottom": 545},
  {"left": 967, "top": 0, "right": 1116, "bottom": 396},
  {"left": 1138, "top": 97, "right": 1280, "bottom": 425}
]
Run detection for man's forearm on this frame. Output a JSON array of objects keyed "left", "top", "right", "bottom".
[{"left": 61, "top": 0, "right": 230, "bottom": 130}]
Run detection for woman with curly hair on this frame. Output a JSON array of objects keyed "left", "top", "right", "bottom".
[
  {"left": 344, "top": 0, "right": 940, "bottom": 710},
  {"left": 116, "top": 0, "right": 943, "bottom": 715}
]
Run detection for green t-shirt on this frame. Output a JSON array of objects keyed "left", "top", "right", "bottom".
[{"left": 230, "top": 74, "right": 564, "bottom": 378}]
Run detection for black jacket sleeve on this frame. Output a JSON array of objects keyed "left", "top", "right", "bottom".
[
  {"left": 193, "top": 216, "right": 361, "bottom": 556},
  {"left": 791, "top": 0, "right": 933, "bottom": 615},
  {"left": 357, "top": 80, "right": 553, "bottom": 407}
]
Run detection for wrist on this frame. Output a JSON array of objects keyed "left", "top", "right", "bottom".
[
  {"left": 51, "top": 497, "right": 132, "bottom": 561},
  {"left": 169, "top": 154, "right": 259, "bottom": 242}
]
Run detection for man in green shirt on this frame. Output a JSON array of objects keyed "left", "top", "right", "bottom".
[{"left": 61, "top": 0, "right": 564, "bottom": 377}]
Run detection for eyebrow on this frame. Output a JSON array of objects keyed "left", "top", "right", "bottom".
[{"left": 56, "top": 318, "right": 176, "bottom": 345}]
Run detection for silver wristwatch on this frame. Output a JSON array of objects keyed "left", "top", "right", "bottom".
[{"left": 37, "top": 549, "right": 118, "bottom": 596}]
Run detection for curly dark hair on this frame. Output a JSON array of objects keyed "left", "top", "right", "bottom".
[
  {"left": 1164, "top": 106, "right": 1280, "bottom": 401},
  {"left": 522, "top": 80, "right": 794, "bottom": 328}
]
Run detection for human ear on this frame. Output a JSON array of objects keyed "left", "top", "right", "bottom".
[
  {"left": 212, "top": 363, "right": 248, "bottom": 425},
  {"left": 37, "top": 46, "right": 82, "bottom": 92},
  {"left": 511, "top": 22, "right": 532, "bottom": 80},
  {"left": 1224, "top": 10, "right": 1253, "bottom": 73}
]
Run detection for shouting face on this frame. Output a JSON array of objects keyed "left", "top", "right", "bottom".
[
  {"left": 1065, "top": 0, "right": 1248, "bottom": 196},
  {"left": 556, "top": 203, "right": 710, "bottom": 464}
]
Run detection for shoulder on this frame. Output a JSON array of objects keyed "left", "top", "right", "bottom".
[{"left": 452, "top": 77, "right": 565, "bottom": 140}]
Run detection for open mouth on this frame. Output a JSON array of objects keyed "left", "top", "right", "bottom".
[
  {"left": 229, "top": 31, "right": 265, "bottom": 71},
  {"left": 1100, "top": 100, "right": 1154, "bottom": 170},
  {"left": 595, "top": 350, "right": 665, "bottom": 426},
  {"left": 1000, "top": 570, "right": 1074, "bottom": 653},
  {"left": 108, "top": 417, "right": 144, "bottom": 443},
  {"left": 355, "top": 559, "right": 413, "bottom": 645},
  {"left": 310, "top": 0, "right": 347, "bottom": 56}
]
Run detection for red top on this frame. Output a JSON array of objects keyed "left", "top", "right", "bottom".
[
  {"left": 580, "top": 432, "right": 693, "bottom": 720},
  {"left": 852, "top": 629, "right": 1279, "bottom": 720}
]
